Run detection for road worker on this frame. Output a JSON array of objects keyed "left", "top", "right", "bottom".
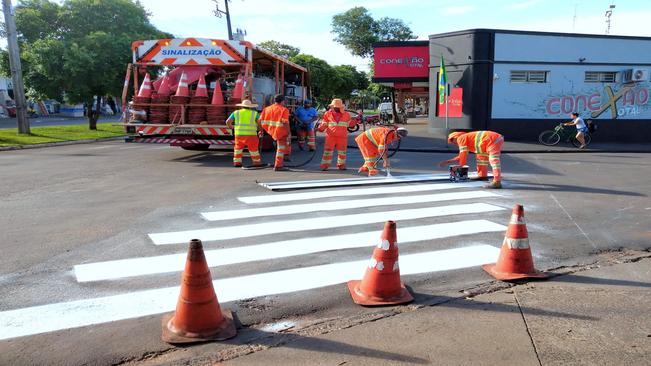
[
  {"left": 225, "top": 99, "right": 262, "bottom": 168},
  {"left": 355, "top": 126, "right": 408, "bottom": 176},
  {"left": 439, "top": 131, "right": 505, "bottom": 189},
  {"left": 294, "top": 99, "right": 318, "bottom": 151},
  {"left": 260, "top": 94, "right": 291, "bottom": 171},
  {"left": 317, "top": 98, "right": 356, "bottom": 170}
]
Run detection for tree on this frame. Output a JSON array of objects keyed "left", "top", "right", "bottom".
[
  {"left": 4, "top": 0, "right": 171, "bottom": 130},
  {"left": 258, "top": 40, "right": 300, "bottom": 59},
  {"left": 331, "top": 7, "right": 415, "bottom": 58},
  {"left": 332, "top": 65, "right": 368, "bottom": 99},
  {"left": 290, "top": 54, "right": 337, "bottom": 107}
]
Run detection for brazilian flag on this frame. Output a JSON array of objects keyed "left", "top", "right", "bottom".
[{"left": 438, "top": 55, "right": 447, "bottom": 105}]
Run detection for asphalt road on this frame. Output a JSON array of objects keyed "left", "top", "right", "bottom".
[
  {"left": 0, "top": 115, "right": 121, "bottom": 128},
  {"left": 0, "top": 135, "right": 649, "bottom": 365}
]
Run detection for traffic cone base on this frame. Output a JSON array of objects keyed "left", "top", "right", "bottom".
[
  {"left": 347, "top": 280, "right": 413, "bottom": 306},
  {"left": 483, "top": 204, "right": 548, "bottom": 281},
  {"left": 161, "top": 309, "right": 236, "bottom": 344}
]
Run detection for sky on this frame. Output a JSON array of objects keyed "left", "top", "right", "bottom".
[
  {"left": 5, "top": 0, "right": 651, "bottom": 71},
  {"left": 137, "top": 0, "right": 651, "bottom": 71}
]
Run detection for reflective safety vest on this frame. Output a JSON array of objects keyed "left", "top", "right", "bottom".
[
  {"left": 361, "top": 127, "right": 396, "bottom": 153},
  {"left": 233, "top": 109, "right": 259, "bottom": 136},
  {"left": 318, "top": 110, "right": 352, "bottom": 138},
  {"left": 455, "top": 130, "right": 504, "bottom": 165},
  {"left": 260, "top": 104, "right": 290, "bottom": 140}
]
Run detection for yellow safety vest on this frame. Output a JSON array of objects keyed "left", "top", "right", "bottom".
[{"left": 233, "top": 109, "right": 259, "bottom": 136}]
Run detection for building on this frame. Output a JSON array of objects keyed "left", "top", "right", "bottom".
[{"left": 427, "top": 29, "right": 651, "bottom": 141}]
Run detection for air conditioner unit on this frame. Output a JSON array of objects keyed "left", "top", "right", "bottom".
[{"left": 623, "top": 68, "right": 649, "bottom": 83}]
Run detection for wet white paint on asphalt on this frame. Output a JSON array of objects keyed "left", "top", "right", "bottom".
[
  {"left": 202, "top": 191, "right": 500, "bottom": 221},
  {"left": 0, "top": 245, "right": 500, "bottom": 341},
  {"left": 150, "top": 203, "right": 506, "bottom": 245},
  {"left": 75, "top": 220, "right": 506, "bottom": 282},
  {"left": 237, "top": 182, "right": 486, "bottom": 204}
]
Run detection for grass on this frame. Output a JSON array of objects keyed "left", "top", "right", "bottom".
[{"left": 0, "top": 123, "right": 125, "bottom": 147}]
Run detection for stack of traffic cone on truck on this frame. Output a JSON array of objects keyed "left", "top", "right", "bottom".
[
  {"left": 188, "top": 75, "right": 208, "bottom": 124},
  {"left": 149, "top": 75, "right": 170, "bottom": 124},
  {"left": 169, "top": 72, "right": 190, "bottom": 124},
  {"left": 206, "top": 80, "right": 226, "bottom": 125},
  {"left": 131, "top": 73, "right": 152, "bottom": 122}
]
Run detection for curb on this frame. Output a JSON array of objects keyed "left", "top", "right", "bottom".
[{"left": 0, "top": 136, "right": 127, "bottom": 151}]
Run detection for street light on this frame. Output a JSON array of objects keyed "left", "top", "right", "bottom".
[{"left": 213, "top": 0, "right": 233, "bottom": 40}]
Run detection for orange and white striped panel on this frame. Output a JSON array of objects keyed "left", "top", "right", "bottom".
[{"left": 133, "top": 38, "right": 249, "bottom": 66}]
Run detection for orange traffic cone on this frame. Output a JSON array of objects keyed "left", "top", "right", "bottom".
[
  {"left": 175, "top": 71, "right": 190, "bottom": 97},
  {"left": 162, "top": 239, "right": 236, "bottom": 344},
  {"left": 232, "top": 74, "right": 244, "bottom": 99},
  {"left": 482, "top": 204, "right": 548, "bottom": 281},
  {"left": 195, "top": 74, "right": 208, "bottom": 97},
  {"left": 157, "top": 75, "right": 171, "bottom": 96},
  {"left": 211, "top": 79, "right": 224, "bottom": 105},
  {"left": 138, "top": 73, "right": 152, "bottom": 98},
  {"left": 347, "top": 221, "right": 413, "bottom": 306}
]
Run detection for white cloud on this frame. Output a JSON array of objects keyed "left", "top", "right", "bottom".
[{"left": 441, "top": 5, "right": 476, "bottom": 15}]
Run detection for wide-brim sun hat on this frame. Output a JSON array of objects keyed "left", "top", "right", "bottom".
[
  {"left": 236, "top": 99, "right": 258, "bottom": 108},
  {"left": 329, "top": 98, "right": 344, "bottom": 109}
]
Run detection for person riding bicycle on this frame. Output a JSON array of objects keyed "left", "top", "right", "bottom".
[
  {"left": 563, "top": 112, "right": 588, "bottom": 149},
  {"left": 355, "top": 127, "right": 408, "bottom": 177},
  {"left": 439, "top": 131, "right": 505, "bottom": 189},
  {"left": 294, "top": 99, "right": 318, "bottom": 151}
]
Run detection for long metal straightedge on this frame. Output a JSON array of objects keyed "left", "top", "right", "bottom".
[{"left": 258, "top": 173, "right": 488, "bottom": 191}]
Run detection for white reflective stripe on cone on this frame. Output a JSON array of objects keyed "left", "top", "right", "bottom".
[
  {"left": 509, "top": 214, "right": 526, "bottom": 224},
  {"left": 504, "top": 237, "right": 530, "bottom": 249}
]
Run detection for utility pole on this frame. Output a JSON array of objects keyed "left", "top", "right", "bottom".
[
  {"left": 213, "top": 0, "right": 233, "bottom": 40},
  {"left": 2, "top": 0, "right": 29, "bottom": 134},
  {"left": 605, "top": 4, "right": 615, "bottom": 35}
]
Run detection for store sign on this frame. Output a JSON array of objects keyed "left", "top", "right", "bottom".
[
  {"left": 437, "top": 87, "right": 463, "bottom": 117},
  {"left": 544, "top": 83, "right": 650, "bottom": 119},
  {"left": 374, "top": 46, "right": 429, "bottom": 79}
]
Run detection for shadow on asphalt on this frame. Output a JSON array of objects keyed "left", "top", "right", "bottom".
[
  {"left": 408, "top": 291, "right": 598, "bottom": 321},
  {"left": 505, "top": 180, "right": 646, "bottom": 197},
  {"left": 549, "top": 274, "right": 651, "bottom": 288}
]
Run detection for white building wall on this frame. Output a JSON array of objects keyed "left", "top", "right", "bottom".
[{"left": 491, "top": 34, "right": 651, "bottom": 120}]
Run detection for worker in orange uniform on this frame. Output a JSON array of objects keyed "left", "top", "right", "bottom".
[
  {"left": 317, "top": 98, "right": 356, "bottom": 170},
  {"left": 355, "top": 126, "right": 408, "bottom": 176},
  {"left": 438, "top": 131, "right": 505, "bottom": 189},
  {"left": 225, "top": 99, "right": 262, "bottom": 167},
  {"left": 260, "top": 94, "right": 291, "bottom": 171}
]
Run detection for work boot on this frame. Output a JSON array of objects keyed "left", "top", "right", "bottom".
[
  {"left": 233, "top": 163, "right": 242, "bottom": 168},
  {"left": 320, "top": 164, "right": 329, "bottom": 171},
  {"left": 368, "top": 170, "right": 379, "bottom": 177},
  {"left": 337, "top": 164, "right": 346, "bottom": 170},
  {"left": 484, "top": 180, "right": 502, "bottom": 189},
  {"left": 471, "top": 176, "right": 489, "bottom": 181},
  {"left": 358, "top": 166, "right": 368, "bottom": 174},
  {"left": 274, "top": 166, "right": 289, "bottom": 172}
]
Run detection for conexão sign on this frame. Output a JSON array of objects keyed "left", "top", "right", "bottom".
[{"left": 373, "top": 44, "right": 429, "bottom": 80}]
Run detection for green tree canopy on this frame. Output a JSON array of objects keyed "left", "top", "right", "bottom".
[
  {"left": 331, "top": 7, "right": 416, "bottom": 58},
  {"left": 258, "top": 40, "right": 300, "bottom": 59},
  {"left": 4, "top": 0, "right": 171, "bottom": 129}
]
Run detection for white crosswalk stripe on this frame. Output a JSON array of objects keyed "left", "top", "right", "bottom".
[{"left": 1, "top": 179, "right": 513, "bottom": 341}]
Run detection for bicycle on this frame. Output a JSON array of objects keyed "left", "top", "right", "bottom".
[{"left": 538, "top": 123, "right": 591, "bottom": 147}]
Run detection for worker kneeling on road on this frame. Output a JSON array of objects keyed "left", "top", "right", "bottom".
[
  {"left": 317, "top": 99, "right": 356, "bottom": 170},
  {"left": 355, "top": 127, "right": 408, "bottom": 177},
  {"left": 439, "top": 131, "right": 505, "bottom": 189},
  {"left": 260, "top": 94, "right": 291, "bottom": 171},
  {"left": 226, "top": 99, "right": 262, "bottom": 167}
]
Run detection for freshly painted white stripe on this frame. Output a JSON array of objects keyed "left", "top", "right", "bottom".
[
  {"left": 1, "top": 245, "right": 499, "bottom": 340},
  {"left": 259, "top": 173, "right": 492, "bottom": 191},
  {"left": 75, "top": 220, "right": 506, "bottom": 282},
  {"left": 239, "top": 182, "right": 486, "bottom": 204},
  {"left": 150, "top": 203, "right": 506, "bottom": 245},
  {"left": 202, "top": 191, "right": 499, "bottom": 221}
]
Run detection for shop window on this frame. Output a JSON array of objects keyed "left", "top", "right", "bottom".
[
  {"left": 585, "top": 71, "right": 617, "bottom": 83},
  {"left": 510, "top": 70, "right": 548, "bottom": 83}
]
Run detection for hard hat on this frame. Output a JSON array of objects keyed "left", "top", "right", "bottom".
[
  {"left": 396, "top": 127, "right": 408, "bottom": 137},
  {"left": 447, "top": 131, "right": 465, "bottom": 144}
]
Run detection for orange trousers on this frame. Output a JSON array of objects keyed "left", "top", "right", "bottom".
[
  {"left": 320, "top": 136, "right": 347, "bottom": 169},
  {"left": 233, "top": 136, "right": 261, "bottom": 167},
  {"left": 357, "top": 140, "right": 380, "bottom": 174},
  {"left": 274, "top": 134, "right": 291, "bottom": 168},
  {"left": 297, "top": 128, "right": 316, "bottom": 151},
  {"left": 475, "top": 138, "right": 504, "bottom": 182}
]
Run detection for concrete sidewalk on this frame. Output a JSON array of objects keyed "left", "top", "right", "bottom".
[{"left": 223, "top": 251, "right": 650, "bottom": 366}]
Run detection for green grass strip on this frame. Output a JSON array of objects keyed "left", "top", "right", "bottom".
[{"left": 0, "top": 123, "right": 125, "bottom": 147}]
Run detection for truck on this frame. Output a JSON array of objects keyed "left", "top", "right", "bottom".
[{"left": 121, "top": 37, "right": 309, "bottom": 150}]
